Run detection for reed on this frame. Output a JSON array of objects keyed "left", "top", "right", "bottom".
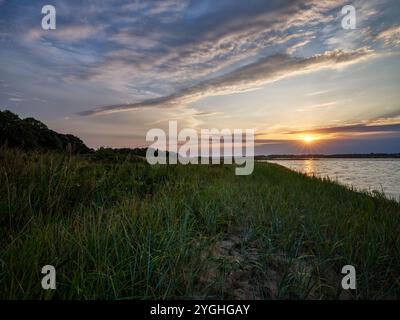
[{"left": 1, "top": 147, "right": 399, "bottom": 299}]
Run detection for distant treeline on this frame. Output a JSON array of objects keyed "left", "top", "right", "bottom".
[
  {"left": 93, "top": 147, "right": 150, "bottom": 161},
  {"left": 256, "top": 153, "right": 400, "bottom": 160}
]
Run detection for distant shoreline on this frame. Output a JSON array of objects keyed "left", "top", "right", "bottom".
[{"left": 256, "top": 154, "right": 400, "bottom": 160}]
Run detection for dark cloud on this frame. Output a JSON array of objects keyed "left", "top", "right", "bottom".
[
  {"left": 255, "top": 136, "right": 400, "bottom": 155},
  {"left": 288, "top": 123, "right": 400, "bottom": 135}
]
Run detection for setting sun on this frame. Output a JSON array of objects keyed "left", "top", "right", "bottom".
[{"left": 302, "top": 135, "right": 317, "bottom": 143}]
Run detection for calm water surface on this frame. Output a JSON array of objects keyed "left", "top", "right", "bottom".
[{"left": 265, "top": 159, "right": 400, "bottom": 201}]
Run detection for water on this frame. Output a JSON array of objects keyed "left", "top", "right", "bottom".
[{"left": 265, "top": 159, "right": 400, "bottom": 201}]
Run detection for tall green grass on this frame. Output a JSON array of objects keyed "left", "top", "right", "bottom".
[{"left": 0, "top": 147, "right": 399, "bottom": 299}]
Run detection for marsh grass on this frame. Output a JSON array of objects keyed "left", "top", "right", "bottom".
[{"left": 0, "top": 147, "right": 399, "bottom": 299}]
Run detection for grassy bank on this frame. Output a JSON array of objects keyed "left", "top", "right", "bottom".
[{"left": 0, "top": 148, "right": 399, "bottom": 299}]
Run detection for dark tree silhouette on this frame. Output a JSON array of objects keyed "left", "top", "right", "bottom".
[{"left": 0, "top": 109, "right": 91, "bottom": 154}]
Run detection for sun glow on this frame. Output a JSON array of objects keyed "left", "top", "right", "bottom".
[{"left": 302, "top": 135, "right": 317, "bottom": 143}]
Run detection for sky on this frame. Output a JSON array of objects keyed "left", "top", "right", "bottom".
[{"left": 0, "top": 0, "right": 400, "bottom": 154}]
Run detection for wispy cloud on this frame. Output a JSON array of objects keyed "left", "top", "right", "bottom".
[
  {"left": 296, "top": 101, "right": 337, "bottom": 112},
  {"left": 375, "top": 25, "right": 400, "bottom": 47},
  {"left": 8, "top": 97, "right": 27, "bottom": 102},
  {"left": 80, "top": 48, "right": 376, "bottom": 116},
  {"left": 288, "top": 123, "right": 400, "bottom": 135},
  {"left": 25, "top": 25, "right": 98, "bottom": 42}
]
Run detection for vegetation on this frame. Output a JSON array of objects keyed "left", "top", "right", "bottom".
[
  {"left": 1, "top": 146, "right": 399, "bottom": 299},
  {"left": 0, "top": 110, "right": 90, "bottom": 154}
]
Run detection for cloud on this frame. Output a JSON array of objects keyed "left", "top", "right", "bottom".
[
  {"left": 192, "top": 111, "right": 221, "bottom": 117},
  {"left": 8, "top": 97, "right": 27, "bottom": 102},
  {"left": 296, "top": 101, "right": 337, "bottom": 112},
  {"left": 10, "top": 0, "right": 387, "bottom": 105},
  {"left": 286, "top": 39, "right": 313, "bottom": 54},
  {"left": 305, "top": 90, "right": 331, "bottom": 97},
  {"left": 25, "top": 25, "right": 98, "bottom": 42},
  {"left": 288, "top": 123, "right": 400, "bottom": 135},
  {"left": 375, "top": 25, "right": 400, "bottom": 47},
  {"left": 56, "top": 0, "right": 347, "bottom": 93},
  {"left": 79, "top": 48, "right": 376, "bottom": 116}
]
